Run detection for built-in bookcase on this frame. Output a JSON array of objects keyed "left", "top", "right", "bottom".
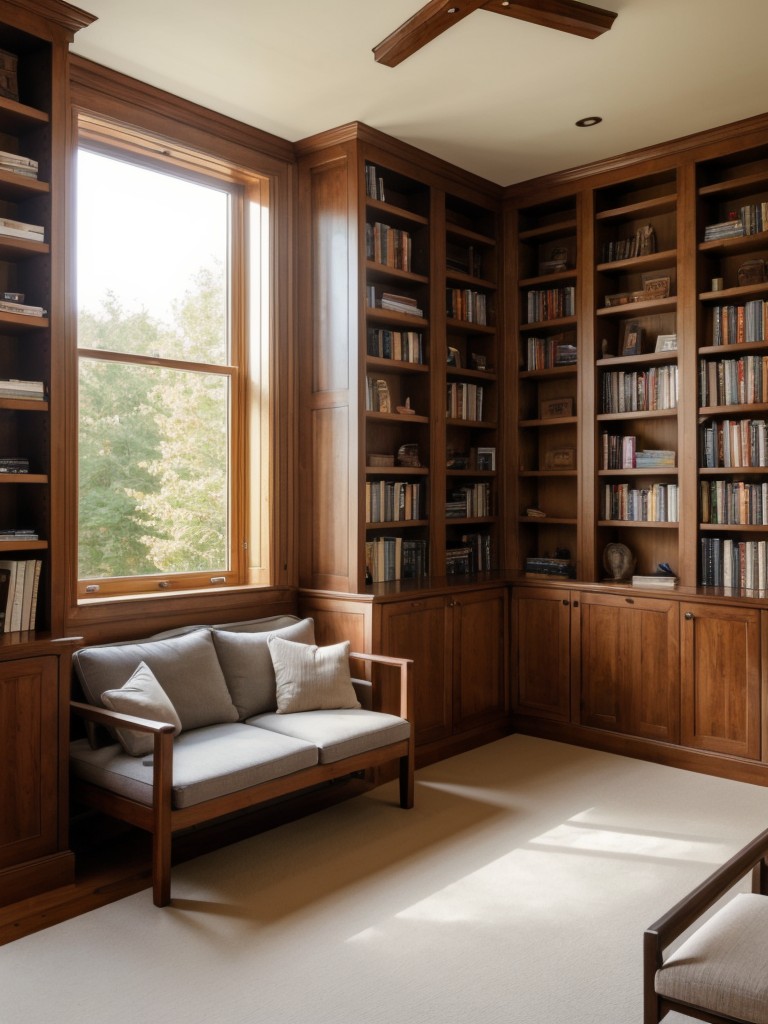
[
  {"left": 592, "top": 171, "right": 681, "bottom": 580},
  {"left": 514, "top": 195, "right": 580, "bottom": 578},
  {"left": 364, "top": 163, "right": 432, "bottom": 584},
  {"left": 443, "top": 192, "right": 500, "bottom": 576},
  {"left": 696, "top": 143, "right": 768, "bottom": 590}
]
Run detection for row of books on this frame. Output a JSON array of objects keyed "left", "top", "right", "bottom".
[
  {"left": 365, "top": 221, "right": 414, "bottom": 272},
  {"left": 699, "top": 353, "right": 768, "bottom": 407},
  {"left": 0, "top": 148, "right": 38, "bottom": 180},
  {"left": 446, "top": 533, "right": 492, "bottom": 574},
  {"left": 600, "top": 432, "right": 676, "bottom": 469},
  {"left": 700, "top": 479, "right": 768, "bottom": 526},
  {"left": 600, "top": 482, "right": 679, "bottom": 522},
  {"left": 710, "top": 300, "right": 768, "bottom": 346},
  {"left": 525, "top": 334, "right": 577, "bottom": 370},
  {"left": 366, "top": 287, "right": 424, "bottom": 318},
  {"left": 445, "top": 482, "right": 491, "bottom": 518},
  {"left": 704, "top": 204, "right": 768, "bottom": 241},
  {"left": 447, "top": 382, "right": 484, "bottom": 421},
  {"left": 366, "top": 480, "right": 422, "bottom": 524},
  {"left": 525, "top": 285, "right": 575, "bottom": 325},
  {"left": 455, "top": 533, "right": 493, "bottom": 573},
  {"left": 446, "top": 287, "right": 488, "bottom": 325},
  {"left": 365, "top": 536, "right": 428, "bottom": 583},
  {"left": 366, "top": 328, "right": 424, "bottom": 363},
  {"left": 600, "top": 224, "right": 656, "bottom": 263},
  {"left": 600, "top": 365, "right": 678, "bottom": 413},
  {"left": 364, "top": 163, "right": 386, "bottom": 203},
  {"left": 365, "top": 376, "right": 391, "bottom": 413},
  {"left": 700, "top": 418, "right": 768, "bottom": 468},
  {"left": 700, "top": 537, "right": 768, "bottom": 590},
  {"left": 0, "top": 559, "right": 41, "bottom": 633}
]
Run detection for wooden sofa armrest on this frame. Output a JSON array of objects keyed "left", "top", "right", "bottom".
[
  {"left": 71, "top": 699, "right": 177, "bottom": 736},
  {"left": 349, "top": 652, "right": 413, "bottom": 721},
  {"left": 71, "top": 699, "right": 175, "bottom": 906}
]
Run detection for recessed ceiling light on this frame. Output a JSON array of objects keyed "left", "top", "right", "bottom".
[{"left": 576, "top": 116, "right": 602, "bottom": 128}]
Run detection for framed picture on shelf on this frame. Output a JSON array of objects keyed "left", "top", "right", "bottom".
[
  {"left": 540, "top": 396, "right": 573, "bottom": 419},
  {"left": 621, "top": 321, "right": 643, "bottom": 356},
  {"left": 544, "top": 446, "right": 576, "bottom": 469},
  {"left": 655, "top": 333, "right": 678, "bottom": 352},
  {"left": 470, "top": 352, "right": 487, "bottom": 371}
]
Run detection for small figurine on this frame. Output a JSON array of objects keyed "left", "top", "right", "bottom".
[{"left": 396, "top": 396, "right": 416, "bottom": 415}]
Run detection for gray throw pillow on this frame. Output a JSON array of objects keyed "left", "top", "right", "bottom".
[
  {"left": 101, "top": 661, "right": 182, "bottom": 757},
  {"left": 212, "top": 617, "right": 315, "bottom": 718},
  {"left": 267, "top": 636, "right": 361, "bottom": 714}
]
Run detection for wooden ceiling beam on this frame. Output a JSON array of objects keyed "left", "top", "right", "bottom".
[
  {"left": 481, "top": 0, "right": 617, "bottom": 40},
  {"left": 373, "top": 0, "right": 487, "bottom": 68},
  {"left": 373, "top": 0, "right": 617, "bottom": 67}
]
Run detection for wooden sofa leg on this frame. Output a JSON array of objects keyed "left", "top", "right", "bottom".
[
  {"left": 152, "top": 729, "right": 174, "bottom": 906},
  {"left": 399, "top": 748, "right": 414, "bottom": 809}
]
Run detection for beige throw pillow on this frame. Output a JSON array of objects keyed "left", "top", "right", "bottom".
[
  {"left": 101, "top": 661, "right": 182, "bottom": 756},
  {"left": 267, "top": 637, "right": 361, "bottom": 714}
]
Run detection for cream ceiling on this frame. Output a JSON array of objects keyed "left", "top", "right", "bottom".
[{"left": 71, "top": 0, "right": 768, "bottom": 187}]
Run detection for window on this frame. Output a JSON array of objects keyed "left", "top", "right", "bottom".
[{"left": 76, "top": 132, "right": 271, "bottom": 598}]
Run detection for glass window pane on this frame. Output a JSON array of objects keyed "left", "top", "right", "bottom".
[
  {"left": 77, "top": 149, "right": 229, "bottom": 365},
  {"left": 78, "top": 358, "right": 229, "bottom": 579}
]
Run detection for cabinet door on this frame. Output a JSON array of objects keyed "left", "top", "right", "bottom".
[
  {"left": 511, "top": 586, "right": 571, "bottom": 721},
  {"left": 452, "top": 587, "right": 508, "bottom": 731},
  {"left": 0, "top": 656, "right": 59, "bottom": 868},
  {"left": 379, "top": 595, "right": 452, "bottom": 745},
  {"left": 680, "top": 602, "right": 761, "bottom": 759},
  {"left": 578, "top": 592, "right": 679, "bottom": 742}
]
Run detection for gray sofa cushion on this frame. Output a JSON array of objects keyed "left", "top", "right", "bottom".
[
  {"left": 212, "top": 617, "right": 315, "bottom": 719},
  {"left": 248, "top": 709, "right": 411, "bottom": 764},
  {"left": 70, "top": 723, "right": 319, "bottom": 809},
  {"left": 73, "top": 628, "right": 238, "bottom": 732}
]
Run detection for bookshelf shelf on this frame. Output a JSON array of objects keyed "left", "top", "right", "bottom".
[
  {"left": 596, "top": 248, "right": 678, "bottom": 274},
  {"left": 596, "top": 194, "right": 678, "bottom": 220},
  {"left": 365, "top": 262, "right": 429, "bottom": 285},
  {"left": 0, "top": 473, "right": 47, "bottom": 483},
  {"left": 521, "top": 315, "right": 576, "bottom": 332},
  {"left": 597, "top": 520, "right": 678, "bottom": 529},
  {"left": 366, "top": 356, "right": 428, "bottom": 374},
  {"left": 365, "top": 196, "right": 428, "bottom": 226}
]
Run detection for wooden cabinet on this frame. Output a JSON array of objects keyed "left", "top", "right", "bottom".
[
  {"left": 511, "top": 585, "right": 571, "bottom": 721},
  {"left": 375, "top": 584, "right": 509, "bottom": 757},
  {"left": 577, "top": 590, "right": 680, "bottom": 742},
  {"left": 680, "top": 601, "right": 762, "bottom": 759},
  {"left": 0, "top": 641, "right": 79, "bottom": 906}
]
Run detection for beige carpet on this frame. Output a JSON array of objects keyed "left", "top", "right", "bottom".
[{"left": 2, "top": 735, "right": 767, "bottom": 1024}]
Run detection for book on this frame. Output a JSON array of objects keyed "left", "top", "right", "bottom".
[{"left": 631, "top": 574, "right": 679, "bottom": 588}]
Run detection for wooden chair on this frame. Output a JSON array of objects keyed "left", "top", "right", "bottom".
[{"left": 644, "top": 826, "right": 768, "bottom": 1023}]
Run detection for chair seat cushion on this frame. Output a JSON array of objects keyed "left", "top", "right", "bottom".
[
  {"left": 247, "top": 709, "right": 410, "bottom": 764},
  {"left": 656, "top": 892, "right": 768, "bottom": 1023},
  {"left": 71, "top": 723, "right": 318, "bottom": 809}
]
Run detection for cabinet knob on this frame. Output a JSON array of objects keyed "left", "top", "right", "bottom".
[
  {"left": 562, "top": 599, "right": 569, "bottom": 606},
  {"left": 685, "top": 611, "right": 694, "bottom": 620},
  {"left": 573, "top": 600, "right": 579, "bottom": 608},
  {"left": 625, "top": 597, "right": 634, "bottom": 605}
]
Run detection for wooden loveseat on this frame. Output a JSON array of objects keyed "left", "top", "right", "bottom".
[{"left": 69, "top": 614, "right": 414, "bottom": 906}]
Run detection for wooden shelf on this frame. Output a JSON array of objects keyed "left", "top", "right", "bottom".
[
  {"left": 596, "top": 248, "right": 677, "bottom": 274},
  {"left": 366, "top": 356, "right": 428, "bottom": 374},
  {"left": 596, "top": 295, "right": 677, "bottom": 317},
  {"left": 596, "top": 194, "right": 677, "bottom": 221}
]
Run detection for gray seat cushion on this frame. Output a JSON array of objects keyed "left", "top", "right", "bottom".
[
  {"left": 73, "top": 628, "right": 238, "bottom": 733},
  {"left": 247, "top": 709, "right": 410, "bottom": 764},
  {"left": 655, "top": 892, "right": 768, "bottom": 1023},
  {"left": 70, "top": 723, "right": 318, "bottom": 809}
]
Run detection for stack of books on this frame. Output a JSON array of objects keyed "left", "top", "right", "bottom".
[
  {"left": 0, "top": 379, "right": 45, "bottom": 400},
  {"left": 0, "top": 457, "right": 28, "bottom": 473},
  {"left": 0, "top": 216, "right": 44, "bottom": 242},
  {"left": 0, "top": 149, "right": 38, "bottom": 179},
  {"left": 631, "top": 572, "right": 679, "bottom": 588},
  {"left": 0, "top": 297, "right": 46, "bottom": 317},
  {"left": 704, "top": 218, "right": 745, "bottom": 241},
  {"left": 380, "top": 292, "right": 423, "bottom": 317},
  {"left": 0, "top": 558, "right": 42, "bottom": 632},
  {"left": 524, "top": 556, "right": 574, "bottom": 579}
]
